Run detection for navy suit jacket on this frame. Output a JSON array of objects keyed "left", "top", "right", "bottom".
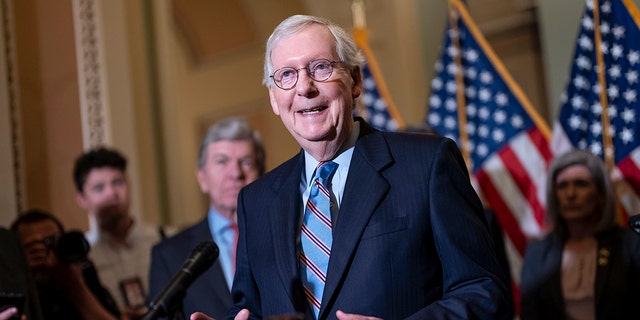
[
  {"left": 148, "top": 218, "right": 232, "bottom": 319},
  {"left": 520, "top": 226, "right": 640, "bottom": 320},
  {"left": 0, "top": 228, "right": 42, "bottom": 320},
  {"left": 228, "top": 119, "right": 511, "bottom": 320}
]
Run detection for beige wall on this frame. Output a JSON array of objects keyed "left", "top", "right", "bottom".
[
  {"left": 0, "top": 0, "right": 85, "bottom": 229},
  {"left": 1, "top": 0, "right": 566, "bottom": 230}
]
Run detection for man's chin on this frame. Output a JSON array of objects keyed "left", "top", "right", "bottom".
[
  {"left": 97, "top": 205, "right": 127, "bottom": 219},
  {"left": 96, "top": 206, "right": 129, "bottom": 230},
  {"left": 31, "top": 266, "right": 52, "bottom": 284}
]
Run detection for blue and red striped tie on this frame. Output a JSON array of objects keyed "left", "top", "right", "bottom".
[{"left": 300, "top": 161, "right": 338, "bottom": 319}]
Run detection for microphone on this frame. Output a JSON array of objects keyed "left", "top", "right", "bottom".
[
  {"left": 630, "top": 214, "right": 640, "bottom": 236},
  {"left": 142, "top": 241, "right": 219, "bottom": 320}
]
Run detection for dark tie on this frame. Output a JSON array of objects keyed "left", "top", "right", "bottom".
[
  {"left": 229, "top": 222, "right": 238, "bottom": 272},
  {"left": 300, "top": 161, "right": 338, "bottom": 318}
]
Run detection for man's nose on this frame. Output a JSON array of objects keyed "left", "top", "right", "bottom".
[
  {"left": 105, "top": 184, "right": 120, "bottom": 199},
  {"left": 27, "top": 245, "right": 50, "bottom": 264},
  {"left": 229, "top": 161, "right": 246, "bottom": 179},
  {"left": 295, "top": 69, "right": 318, "bottom": 96}
]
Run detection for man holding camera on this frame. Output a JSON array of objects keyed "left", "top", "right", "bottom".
[{"left": 11, "top": 209, "right": 120, "bottom": 320}]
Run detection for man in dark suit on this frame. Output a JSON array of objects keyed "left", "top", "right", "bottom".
[
  {"left": 11, "top": 209, "right": 120, "bottom": 320},
  {"left": 148, "top": 117, "right": 265, "bottom": 319},
  {"left": 193, "top": 14, "right": 511, "bottom": 320},
  {"left": 0, "top": 227, "right": 42, "bottom": 320}
]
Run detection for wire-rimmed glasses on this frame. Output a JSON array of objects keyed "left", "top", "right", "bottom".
[{"left": 270, "top": 59, "right": 341, "bottom": 90}]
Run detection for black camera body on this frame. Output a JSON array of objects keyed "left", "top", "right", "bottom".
[{"left": 45, "top": 231, "right": 91, "bottom": 264}]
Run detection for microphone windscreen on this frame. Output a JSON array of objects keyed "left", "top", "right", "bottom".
[
  {"left": 182, "top": 241, "right": 219, "bottom": 276},
  {"left": 629, "top": 214, "right": 640, "bottom": 235}
]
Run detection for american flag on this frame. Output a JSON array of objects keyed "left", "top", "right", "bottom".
[
  {"left": 552, "top": 0, "right": 640, "bottom": 220},
  {"left": 425, "top": 0, "right": 552, "bottom": 311},
  {"left": 360, "top": 62, "right": 400, "bottom": 131}
]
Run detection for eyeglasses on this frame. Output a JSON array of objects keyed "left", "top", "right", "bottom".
[
  {"left": 270, "top": 59, "right": 341, "bottom": 90},
  {"left": 23, "top": 234, "right": 60, "bottom": 252}
]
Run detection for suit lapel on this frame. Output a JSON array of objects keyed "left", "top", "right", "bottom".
[
  {"left": 320, "top": 125, "right": 392, "bottom": 317},
  {"left": 546, "top": 235, "right": 566, "bottom": 315},
  {"left": 594, "top": 230, "right": 615, "bottom": 310},
  {"left": 192, "top": 218, "right": 233, "bottom": 307},
  {"left": 268, "top": 153, "right": 306, "bottom": 308}
]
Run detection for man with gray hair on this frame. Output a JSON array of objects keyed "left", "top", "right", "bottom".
[
  {"left": 193, "top": 14, "right": 510, "bottom": 320},
  {"left": 148, "top": 117, "right": 265, "bottom": 320}
]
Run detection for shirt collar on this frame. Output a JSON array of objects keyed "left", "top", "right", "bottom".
[
  {"left": 90, "top": 218, "right": 139, "bottom": 248},
  {"left": 304, "top": 121, "right": 359, "bottom": 185},
  {"left": 208, "top": 208, "right": 234, "bottom": 238}
]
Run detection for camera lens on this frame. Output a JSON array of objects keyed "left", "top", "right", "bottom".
[{"left": 55, "top": 231, "right": 90, "bottom": 264}]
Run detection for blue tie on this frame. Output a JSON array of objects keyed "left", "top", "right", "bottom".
[{"left": 300, "top": 161, "right": 338, "bottom": 318}]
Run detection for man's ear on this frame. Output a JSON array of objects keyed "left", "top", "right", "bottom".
[
  {"left": 351, "top": 66, "right": 363, "bottom": 98},
  {"left": 196, "top": 168, "right": 208, "bottom": 193},
  {"left": 268, "top": 87, "right": 280, "bottom": 115},
  {"left": 76, "top": 192, "right": 88, "bottom": 210}
]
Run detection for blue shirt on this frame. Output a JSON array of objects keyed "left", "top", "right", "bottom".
[{"left": 208, "top": 208, "right": 236, "bottom": 290}]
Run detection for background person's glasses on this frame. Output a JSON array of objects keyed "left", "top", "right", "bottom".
[{"left": 270, "top": 59, "right": 341, "bottom": 90}]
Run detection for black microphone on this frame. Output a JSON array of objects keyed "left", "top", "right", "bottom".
[
  {"left": 142, "top": 241, "right": 219, "bottom": 320},
  {"left": 629, "top": 214, "right": 640, "bottom": 236}
]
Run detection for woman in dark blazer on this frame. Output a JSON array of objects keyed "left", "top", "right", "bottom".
[{"left": 520, "top": 149, "right": 640, "bottom": 320}]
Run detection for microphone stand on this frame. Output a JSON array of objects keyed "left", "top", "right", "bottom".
[
  {"left": 140, "top": 299, "right": 185, "bottom": 320},
  {"left": 140, "top": 241, "right": 218, "bottom": 320}
]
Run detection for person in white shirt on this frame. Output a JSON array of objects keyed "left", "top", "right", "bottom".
[{"left": 74, "top": 147, "right": 166, "bottom": 318}]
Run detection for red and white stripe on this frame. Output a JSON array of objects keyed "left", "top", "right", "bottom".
[{"left": 472, "top": 127, "right": 552, "bottom": 314}]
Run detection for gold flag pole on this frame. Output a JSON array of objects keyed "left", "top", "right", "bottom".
[
  {"left": 449, "top": 0, "right": 471, "bottom": 166},
  {"left": 351, "top": 0, "right": 406, "bottom": 129},
  {"left": 592, "top": 0, "right": 615, "bottom": 172}
]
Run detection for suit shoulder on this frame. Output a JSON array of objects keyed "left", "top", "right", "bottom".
[
  {"left": 153, "top": 219, "right": 209, "bottom": 251},
  {"left": 379, "top": 131, "right": 456, "bottom": 152},
  {"left": 524, "top": 233, "right": 558, "bottom": 256},
  {"left": 244, "top": 153, "right": 300, "bottom": 192}
]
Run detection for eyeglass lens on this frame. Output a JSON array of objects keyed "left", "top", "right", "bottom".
[{"left": 273, "top": 59, "right": 335, "bottom": 89}]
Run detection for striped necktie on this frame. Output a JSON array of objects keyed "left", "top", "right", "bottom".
[{"left": 300, "top": 161, "right": 338, "bottom": 318}]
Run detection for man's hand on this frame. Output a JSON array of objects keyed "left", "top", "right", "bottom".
[
  {"left": 190, "top": 312, "right": 213, "bottom": 320},
  {"left": 336, "top": 310, "right": 383, "bottom": 320},
  {"left": 0, "top": 307, "right": 18, "bottom": 320},
  {"left": 190, "top": 309, "right": 250, "bottom": 320}
]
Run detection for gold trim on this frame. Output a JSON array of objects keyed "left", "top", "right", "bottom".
[
  {"left": 73, "top": 0, "right": 107, "bottom": 148},
  {"left": 1, "top": 0, "right": 24, "bottom": 213}
]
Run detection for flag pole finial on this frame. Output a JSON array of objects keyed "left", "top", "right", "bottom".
[{"left": 351, "top": 0, "right": 366, "bottom": 29}]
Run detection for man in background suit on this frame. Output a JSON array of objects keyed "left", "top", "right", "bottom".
[
  {"left": 0, "top": 226, "right": 42, "bottom": 320},
  {"left": 148, "top": 117, "right": 265, "bottom": 319},
  {"left": 11, "top": 209, "right": 120, "bottom": 320},
  {"left": 193, "top": 14, "right": 511, "bottom": 320}
]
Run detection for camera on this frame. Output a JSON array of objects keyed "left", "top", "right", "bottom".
[{"left": 42, "top": 231, "right": 91, "bottom": 264}]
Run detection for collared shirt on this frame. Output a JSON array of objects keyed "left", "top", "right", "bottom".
[
  {"left": 301, "top": 121, "right": 359, "bottom": 222},
  {"left": 208, "top": 208, "right": 236, "bottom": 290},
  {"left": 86, "top": 220, "right": 162, "bottom": 310}
]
